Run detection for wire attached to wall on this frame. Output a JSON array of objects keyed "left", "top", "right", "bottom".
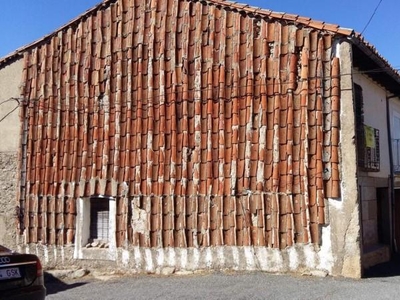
[
  {"left": 7, "top": 64, "right": 400, "bottom": 117},
  {"left": 0, "top": 97, "right": 21, "bottom": 123}
]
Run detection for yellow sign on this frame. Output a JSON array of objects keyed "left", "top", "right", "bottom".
[{"left": 364, "top": 125, "right": 375, "bottom": 148}]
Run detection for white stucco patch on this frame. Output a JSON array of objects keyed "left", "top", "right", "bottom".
[
  {"left": 304, "top": 244, "right": 317, "bottom": 269},
  {"left": 288, "top": 247, "right": 299, "bottom": 271},
  {"left": 231, "top": 247, "right": 240, "bottom": 270},
  {"left": 157, "top": 248, "right": 165, "bottom": 266},
  {"left": 192, "top": 248, "right": 200, "bottom": 270},
  {"left": 134, "top": 247, "right": 142, "bottom": 269},
  {"left": 255, "top": 247, "right": 268, "bottom": 270},
  {"left": 244, "top": 247, "right": 256, "bottom": 270},
  {"left": 122, "top": 250, "right": 130, "bottom": 265},
  {"left": 180, "top": 248, "right": 187, "bottom": 269},
  {"left": 268, "top": 249, "right": 283, "bottom": 272},
  {"left": 28, "top": 243, "right": 340, "bottom": 276},
  {"left": 217, "top": 247, "right": 225, "bottom": 266},
  {"left": 39, "top": 246, "right": 48, "bottom": 264},
  {"left": 145, "top": 248, "right": 154, "bottom": 272},
  {"left": 205, "top": 247, "right": 212, "bottom": 268},
  {"left": 328, "top": 197, "right": 343, "bottom": 210},
  {"left": 317, "top": 225, "right": 334, "bottom": 273},
  {"left": 167, "top": 248, "right": 176, "bottom": 266}
]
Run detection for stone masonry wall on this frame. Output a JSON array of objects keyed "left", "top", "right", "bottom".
[
  {"left": 0, "top": 153, "right": 18, "bottom": 248},
  {"left": 0, "top": 58, "right": 24, "bottom": 249}
]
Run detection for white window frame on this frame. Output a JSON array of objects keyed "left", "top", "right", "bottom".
[{"left": 74, "top": 195, "right": 117, "bottom": 260}]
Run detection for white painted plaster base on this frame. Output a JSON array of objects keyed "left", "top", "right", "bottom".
[{"left": 24, "top": 237, "right": 334, "bottom": 276}]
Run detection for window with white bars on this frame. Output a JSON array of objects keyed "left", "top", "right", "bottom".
[
  {"left": 90, "top": 197, "right": 110, "bottom": 242},
  {"left": 74, "top": 196, "right": 117, "bottom": 260}
]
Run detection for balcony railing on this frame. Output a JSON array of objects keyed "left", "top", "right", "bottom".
[{"left": 358, "top": 126, "right": 380, "bottom": 172}]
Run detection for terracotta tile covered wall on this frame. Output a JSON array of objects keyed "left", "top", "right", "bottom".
[{"left": 19, "top": 0, "right": 340, "bottom": 248}]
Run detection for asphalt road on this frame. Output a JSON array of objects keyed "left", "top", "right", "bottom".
[{"left": 45, "top": 266, "right": 400, "bottom": 300}]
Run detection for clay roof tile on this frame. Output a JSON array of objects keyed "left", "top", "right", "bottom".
[
  {"left": 322, "top": 23, "right": 340, "bottom": 33},
  {"left": 282, "top": 13, "right": 299, "bottom": 22},
  {"left": 309, "top": 20, "right": 325, "bottom": 30}
]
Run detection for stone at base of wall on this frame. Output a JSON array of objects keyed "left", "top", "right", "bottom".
[
  {"left": 0, "top": 214, "right": 17, "bottom": 250},
  {"left": 362, "top": 244, "right": 391, "bottom": 269},
  {"left": 0, "top": 216, "right": 6, "bottom": 244}
]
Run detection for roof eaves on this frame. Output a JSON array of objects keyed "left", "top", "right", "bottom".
[{"left": 349, "top": 33, "right": 400, "bottom": 92}]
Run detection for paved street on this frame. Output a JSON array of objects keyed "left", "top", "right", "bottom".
[{"left": 45, "top": 261, "right": 400, "bottom": 300}]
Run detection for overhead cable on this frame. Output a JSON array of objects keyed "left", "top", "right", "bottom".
[{"left": 361, "top": 0, "right": 383, "bottom": 35}]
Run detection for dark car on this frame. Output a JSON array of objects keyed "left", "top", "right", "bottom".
[{"left": 0, "top": 245, "right": 46, "bottom": 300}]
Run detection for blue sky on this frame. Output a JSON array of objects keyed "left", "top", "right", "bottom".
[{"left": 1, "top": 0, "right": 399, "bottom": 68}]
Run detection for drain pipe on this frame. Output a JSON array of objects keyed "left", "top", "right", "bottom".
[{"left": 387, "top": 94, "right": 397, "bottom": 252}]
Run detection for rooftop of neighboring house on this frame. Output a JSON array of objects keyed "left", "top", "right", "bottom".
[{"left": 1, "top": 0, "right": 400, "bottom": 94}]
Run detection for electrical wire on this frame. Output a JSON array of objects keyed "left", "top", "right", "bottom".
[
  {"left": 361, "top": 0, "right": 383, "bottom": 35},
  {"left": 3, "top": 64, "right": 400, "bottom": 119},
  {"left": 21, "top": 66, "right": 400, "bottom": 114},
  {"left": 0, "top": 105, "right": 19, "bottom": 123},
  {"left": 0, "top": 97, "right": 20, "bottom": 106},
  {"left": 0, "top": 97, "right": 21, "bottom": 123}
]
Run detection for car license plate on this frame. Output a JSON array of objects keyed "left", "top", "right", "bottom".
[{"left": 0, "top": 268, "right": 21, "bottom": 280}]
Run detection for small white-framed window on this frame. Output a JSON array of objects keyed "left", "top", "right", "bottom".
[{"left": 74, "top": 195, "right": 116, "bottom": 260}]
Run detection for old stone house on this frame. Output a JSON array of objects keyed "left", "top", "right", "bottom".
[{"left": 1, "top": 0, "right": 400, "bottom": 278}]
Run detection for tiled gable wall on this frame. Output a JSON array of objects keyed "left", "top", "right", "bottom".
[{"left": 20, "top": 0, "right": 340, "bottom": 249}]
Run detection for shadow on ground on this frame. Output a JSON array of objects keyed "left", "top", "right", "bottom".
[
  {"left": 44, "top": 273, "right": 88, "bottom": 296},
  {"left": 364, "top": 253, "right": 400, "bottom": 278}
]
